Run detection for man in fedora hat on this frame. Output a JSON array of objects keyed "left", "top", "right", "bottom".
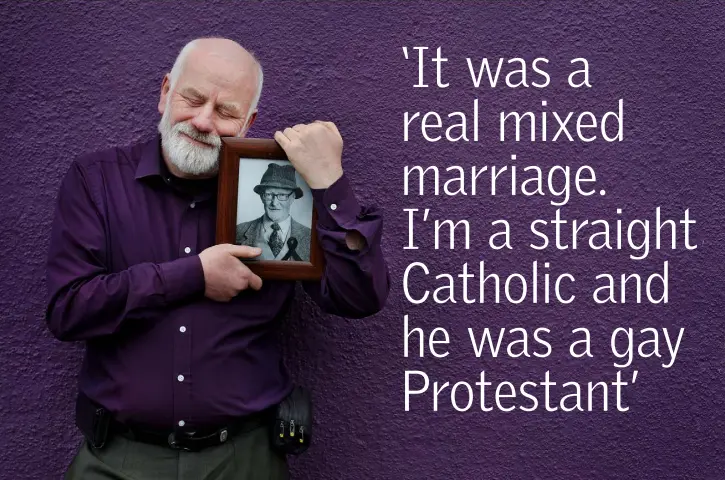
[{"left": 236, "top": 163, "right": 312, "bottom": 261}]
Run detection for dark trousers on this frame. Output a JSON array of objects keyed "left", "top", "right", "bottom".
[{"left": 65, "top": 423, "right": 289, "bottom": 480}]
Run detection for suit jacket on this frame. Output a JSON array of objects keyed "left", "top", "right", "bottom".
[{"left": 236, "top": 215, "right": 312, "bottom": 262}]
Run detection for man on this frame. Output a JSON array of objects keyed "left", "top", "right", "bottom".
[
  {"left": 45, "top": 37, "right": 389, "bottom": 479},
  {"left": 237, "top": 163, "right": 312, "bottom": 261}
]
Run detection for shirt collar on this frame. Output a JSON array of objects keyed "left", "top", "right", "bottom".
[
  {"left": 135, "top": 133, "right": 217, "bottom": 200},
  {"left": 263, "top": 214, "right": 292, "bottom": 233},
  {"left": 135, "top": 134, "right": 165, "bottom": 180}
]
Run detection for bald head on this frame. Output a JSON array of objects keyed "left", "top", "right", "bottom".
[
  {"left": 156, "top": 37, "right": 263, "bottom": 178},
  {"left": 169, "top": 38, "right": 263, "bottom": 119}
]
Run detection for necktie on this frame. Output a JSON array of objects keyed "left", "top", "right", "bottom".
[{"left": 269, "top": 222, "right": 283, "bottom": 257}]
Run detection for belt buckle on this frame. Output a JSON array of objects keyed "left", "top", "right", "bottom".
[
  {"left": 168, "top": 428, "right": 230, "bottom": 451},
  {"left": 167, "top": 432, "right": 195, "bottom": 452}
]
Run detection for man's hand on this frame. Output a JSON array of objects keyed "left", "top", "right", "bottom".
[
  {"left": 274, "top": 121, "right": 344, "bottom": 189},
  {"left": 198, "top": 244, "right": 263, "bottom": 302}
]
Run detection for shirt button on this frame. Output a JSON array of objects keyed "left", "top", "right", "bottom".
[
  {"left": 190, "top": 202, "right": 196, "bottom": 209},
  {"left": 177, "top": 374, "right": 184, "bottom": 382},
  {"left": 178, "top": 420, "right": 185, "bottom": 427},
  {"left": 184, "top": 247, "right": 191, "bottom": 254},
  {"left": 179, "top": 326, "right": 186, "bottom": 333},
  {"left": 330, "top": 203, "right": 338, "bottom": 211}
]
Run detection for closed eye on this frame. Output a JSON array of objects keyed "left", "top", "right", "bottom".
[
  {"left": 179, "top": 88, "right": 207, "bottom": 107},
  {"left": 217, "top": 106, "right": 241, "bottom": 119},
  {"left": 184, "top": 95, "right": 205, "bottom": 107}
]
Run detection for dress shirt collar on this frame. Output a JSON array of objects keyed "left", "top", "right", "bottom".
[
  {"left": 135, "top": 134, "right": 165, "bottom": 180},
  {"left": 135, "top": 134, "right": 217, "bottom": 200}
]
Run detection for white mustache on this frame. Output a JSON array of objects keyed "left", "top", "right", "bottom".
[{"left": 174, "top": 122, "right": 221, "bottom": 148}]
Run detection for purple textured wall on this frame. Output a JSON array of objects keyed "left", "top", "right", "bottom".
[{"left": 1, "top": 1, "right": 724, "bottom": 479}]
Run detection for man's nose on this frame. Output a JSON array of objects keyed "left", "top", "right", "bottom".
[{"left": 191, "top": 103, "right": 215, "bottom": 133}]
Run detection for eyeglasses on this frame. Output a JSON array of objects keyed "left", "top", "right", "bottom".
[{"left": 261, "top": 192, "right": 294, "bottom": 201}]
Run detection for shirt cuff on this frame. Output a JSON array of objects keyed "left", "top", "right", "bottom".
[
  {"left": 311, "top": 173, "right": 383, "bottom": 256},
  {"left": 159, "top": 255, "right": 206, "bottom": 304},
  {"left": 311, "top": 173, "right": 363, "bottom": 230}
]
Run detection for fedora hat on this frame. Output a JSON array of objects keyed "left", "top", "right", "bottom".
[{"left": 253, "top": 163, "right": 303, "bottom": 199}]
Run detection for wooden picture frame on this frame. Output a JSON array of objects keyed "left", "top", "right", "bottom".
[{"left": 215, "top": 138, "right": 324, "bottom": 280}]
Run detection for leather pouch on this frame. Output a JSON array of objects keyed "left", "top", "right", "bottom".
[
  {"left": 76, "top": 393, "right": 111, "bottom": 449},
  {"left": 270, "top": 386, "right": 312, "bottom": 455}
]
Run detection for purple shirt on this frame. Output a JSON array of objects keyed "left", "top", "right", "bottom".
[{"left": 45, "top": 134, "right": 389, "bottom": 430}]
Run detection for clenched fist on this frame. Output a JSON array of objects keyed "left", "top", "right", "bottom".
[
  {"left": 198, "top": 244, "right": 263, "bottom": 302},
  {"left": 274, "top": 121, "right": 344, "bottom": 189}
]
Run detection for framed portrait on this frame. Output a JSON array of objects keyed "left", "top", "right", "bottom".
[{"left": 215, "top": 138, "right": 324, "bottom": 280}]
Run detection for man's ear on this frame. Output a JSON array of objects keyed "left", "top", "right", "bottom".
[
  {"left": 158, "top": 74, "right": 171, "bottom": 115},
  {"left": 242, "top": 110, "right": 258, "bottom": 136}
]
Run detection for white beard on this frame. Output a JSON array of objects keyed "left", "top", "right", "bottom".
[{"left": 157, "top": 109, "right": 222, "bottom": 176}]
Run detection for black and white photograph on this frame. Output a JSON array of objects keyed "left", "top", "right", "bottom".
[{"left": 235, "top": 159, "right": 313, "bottom": 262}]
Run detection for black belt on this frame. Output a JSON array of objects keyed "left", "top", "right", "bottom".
[
  {"left": 76, "top": 391, "right": 273, "bottom": 452},
  {"left": 110, "top": 410, "right": 272, "bottom": 452}
]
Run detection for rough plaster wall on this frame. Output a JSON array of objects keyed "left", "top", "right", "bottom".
[{"left": 1, "top": 1, "right": 724, "bottom": 479}]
